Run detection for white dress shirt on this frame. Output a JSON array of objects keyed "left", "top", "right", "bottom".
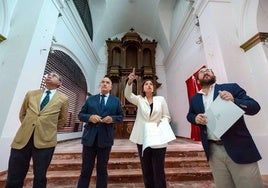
[{"left": 198, "top": 84, "right": 220, "bottom": 141}]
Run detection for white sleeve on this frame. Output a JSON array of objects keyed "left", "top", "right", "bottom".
[
  {"left": 124, "top": 83, "right": 139, "bottom": 106},
  {"left": 161, "top": 97, "right": 171, "bottom": 123}
]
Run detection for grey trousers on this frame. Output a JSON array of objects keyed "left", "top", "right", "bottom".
[{"left": 208, "top": 143, "right": 264, "bottom": 188}]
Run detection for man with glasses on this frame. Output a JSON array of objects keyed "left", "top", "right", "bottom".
[
  {"left": 187, "top": 67, "right": 264, "bottom": 188},
  {"left": 6, "top": 71, "right": 69, "bottom": 188}
]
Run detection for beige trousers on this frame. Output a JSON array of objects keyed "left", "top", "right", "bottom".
[{"left": 208, "top": 143, "right": 264, "bottom": 188}]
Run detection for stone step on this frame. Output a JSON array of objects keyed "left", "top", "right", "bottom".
[
  {"left": 0, "top": 138, "right": 213, "bottom": 187},
  {"left": 18, "top": 180, "right": 217, "bottom": 188},
  {"left": 0, "top": 156, "right": 211, "bottom": 187},
  {"left": 51, "top": 150, "right": 206, "bottom": 160},
  {"left": 7, "top": 167, "right": 212, "bottom": 187},
  {"left": 44, "top": 156, "right": 209, "bottom": 171}
]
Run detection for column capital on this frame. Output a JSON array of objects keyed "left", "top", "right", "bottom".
[{"left": 240, "top": 32, "right": 268, "bottom": 52}]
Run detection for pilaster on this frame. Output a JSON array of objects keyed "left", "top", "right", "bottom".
[{"left": 194, "top": 0, "right": 251, "bottom": 84}]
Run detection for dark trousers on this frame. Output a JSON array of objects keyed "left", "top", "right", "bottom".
[
  {"left": 6, "top": 134, "right": 55, "bottom": 188},
  {"left": 77, "top": 144, "right": 112, "bottom": 188},
  {"left": 137, "top": 144, "right": 167, "bottom": 188}
]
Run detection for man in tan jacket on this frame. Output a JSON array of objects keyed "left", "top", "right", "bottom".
[{"left": 6, "top": 71, "right": 69, "bottom": 188}]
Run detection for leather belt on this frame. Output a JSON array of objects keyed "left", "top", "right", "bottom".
[{"left": 208, "top": 140, "right": 223, "bottom": 145}]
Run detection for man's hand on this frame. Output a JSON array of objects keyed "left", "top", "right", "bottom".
[
  {"left": 219, "top": 90, "right": 234, "bottom": 102},
  {"left": 89, "top": 115, "right": 102, "bottom": 123},
  {"left": 195, "top": 114, "right": 207, "bottom": 125},
  {"left": 101, "top": 116, "right": 113, "bottom": 124}
]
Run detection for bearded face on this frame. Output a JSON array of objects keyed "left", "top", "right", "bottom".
[{"left": 197, "top": 69, "right": 216, "bottom": 87}]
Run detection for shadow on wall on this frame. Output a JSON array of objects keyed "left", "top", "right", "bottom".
[{"left": 170, "top": 121, "right": 178, "bottom": 136}]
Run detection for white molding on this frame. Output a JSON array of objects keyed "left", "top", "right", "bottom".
[
  {"left": 52, "top": 0, "right": 100, "bottom": 67},
  {"left": 0, "top": 0, "right": 9, "bottom": 37},
  {"left": 164, "top": 4, "right": 195, "bottom": 68}
]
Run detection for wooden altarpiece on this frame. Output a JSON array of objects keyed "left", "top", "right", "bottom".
[{"left": 106, "top": 29, "right": 161, "bottom": 138}]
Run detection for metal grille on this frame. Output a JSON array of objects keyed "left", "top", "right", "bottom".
[{"left": 73, "top": 0, "right": 93, "bottom": 40}]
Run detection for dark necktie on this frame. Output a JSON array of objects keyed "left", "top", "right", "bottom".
[
  {"left": 40, "top": 90, "right": 51, "bottom": 110},
  {"left": 100, "top": 95, "right": 106, "bottom": 111}
]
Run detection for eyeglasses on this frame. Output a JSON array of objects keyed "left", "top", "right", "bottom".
[
  {"left": 47, "top": 72, "right": 61, "bottom": 81},
  {"left": 198, "top": 69, "right": 212, "bottom": 74}
]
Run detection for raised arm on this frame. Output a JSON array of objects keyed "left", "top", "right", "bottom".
[{"left": 124, "top": 68, "right": 139, "bottom": 105}]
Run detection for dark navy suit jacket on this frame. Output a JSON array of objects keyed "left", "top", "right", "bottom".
[
  {"left": 187, "top": 83, "right": 261, "bottom": 164},
  {"left": 79, "top": 94, "right": 123, "bottom": 148}
]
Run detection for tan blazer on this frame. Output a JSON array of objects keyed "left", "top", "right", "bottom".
[
  {"left": 11, "top": 89, "right": 69, "bottom": 149},
  {"left": 124, "top": 84, "right": 171, "bottom": 146}
]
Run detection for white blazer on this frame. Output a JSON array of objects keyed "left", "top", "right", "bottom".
[{"left": 124, "top": 83, "right": 171, "bottom": 147}]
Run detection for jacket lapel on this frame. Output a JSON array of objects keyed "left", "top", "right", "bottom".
[
  {"left": 37, "top": 89, "right": 45, "bottom": 111},
  {"left": 49, "top": 91, "right": 59, "bottom": 104},
  {"left": 213, "top": 84, "right": 220, "bottom": 100},
  {"left": 103, "top": 95, "right": 115, "bottom": 114},
  {"left": 97, "top": 94, "right": 102, "bottom": 113},
  {"left": 196, "top": 94, "right": 205, "bottom": 113},
  {"left": 105, "top": 95, "right": 111, "bottom": 107},
  {"left": 149, "top": 97, "right": 157, "bottom": 117},
  {"left": 42, "top": 90, "right": 59, "bottom": 110}
]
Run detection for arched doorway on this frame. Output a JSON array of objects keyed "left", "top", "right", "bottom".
[{"left": 41, "top": 50, "right": 87, "bottom": 133}]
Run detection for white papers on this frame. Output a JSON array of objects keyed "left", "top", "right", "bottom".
[
  {"left": 143, "top": 121, "right": 176, "bottom": 155},
  {"left": 205, "top": 96, "right": 245, "bottom": 138}
]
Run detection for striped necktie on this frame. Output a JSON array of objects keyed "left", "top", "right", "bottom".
[
  {"left": 40, "top": 90, "right": 51, "bottom": 110},
  {"left": 100, "top": 95, "right": 106, "bottom": 111}
]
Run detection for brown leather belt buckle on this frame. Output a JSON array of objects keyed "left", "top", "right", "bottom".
[{"left": 208, "top": 140, "right": 223, "bottom": 145}]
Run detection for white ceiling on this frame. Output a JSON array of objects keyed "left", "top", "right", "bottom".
[{"left": 89, "top": 0, "right": 185, "bottom": 56}]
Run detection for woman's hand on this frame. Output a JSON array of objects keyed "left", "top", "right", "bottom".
[{"left": 128, "top": 68, "right": 138, "bottom": 85}]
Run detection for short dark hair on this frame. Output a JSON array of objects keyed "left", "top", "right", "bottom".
[
  {"left": 141, "top": 79, "right": 156, "bottom": 97},
  {"left": 103, "top": 75, "right": 112, "bottom": 84}
]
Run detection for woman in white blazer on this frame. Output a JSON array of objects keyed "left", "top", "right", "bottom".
[{"left": 124, "top": 68, "right": 171, "bottom": 188}]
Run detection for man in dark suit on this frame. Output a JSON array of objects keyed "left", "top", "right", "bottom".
[
  {"left": 77, "top": 76, "right": 124, "bottom": 188},
  {"left": 6, "top": 71, "right": 69, "bottom": 188},
  {"left": 187, "top": 67, "right": 264, "bottom": 188}
]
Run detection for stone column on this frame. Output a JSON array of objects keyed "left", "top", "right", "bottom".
[
  {"left": 0, "top": 0, "right": 59, "bottom": 171},
  {"left": 196, "top": 0, "right": 252, "bottom": 85}
]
